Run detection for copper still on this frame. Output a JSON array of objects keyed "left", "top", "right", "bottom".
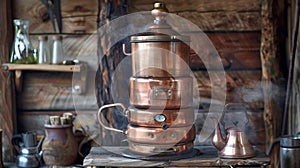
[{"left": 98, "top": 2, "right": 196, "bottom": 158}]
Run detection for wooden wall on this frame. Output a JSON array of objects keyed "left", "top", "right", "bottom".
[
  {"left": 0, "top": 0, "right": 14, "bottom": 162},
  {"left": 1, "top": 0, "right": 283, "bottom": 162}
]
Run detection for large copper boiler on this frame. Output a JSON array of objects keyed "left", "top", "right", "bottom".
[{"left": 98, "top": 2, "right": 196, "bottom": 158}]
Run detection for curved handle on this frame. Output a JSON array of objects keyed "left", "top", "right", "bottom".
[
  {"left": 11, "top": 134, "right": 23, "bottom": 147},
  {"left": 122, "top": 44, "right": 131, "bottom": 56},
  {"left": 97, "top": 103, "right": 128, "bottom": 134}
]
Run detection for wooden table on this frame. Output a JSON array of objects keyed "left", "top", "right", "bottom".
[{"left": 83, "top": 146, "right": 270, "bottom": 168}]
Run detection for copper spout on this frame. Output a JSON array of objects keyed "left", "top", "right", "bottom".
[{"left": 211, "top": 117, "right": 226, "bottom": 151}]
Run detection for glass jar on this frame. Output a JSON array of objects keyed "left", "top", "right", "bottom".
[
  {"left": 10, "top": 19, "right": 37, "bottom": 64},
  {"left": 52, "top": 35, "right": 63, "bottom": 64},
  {"left": 37, "top": 35, "right": 50, "bottom": 64}
]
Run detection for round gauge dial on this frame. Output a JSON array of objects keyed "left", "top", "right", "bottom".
[{"left": 154, "top": 114, "right": 166, "bottom": 122}]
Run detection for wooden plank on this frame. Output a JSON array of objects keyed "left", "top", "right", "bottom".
[
  {"left": 3, "top": 64, "right": 81, "bottom": 72},
  {"left": 83, "top": 146, "right": 270, "bottom": 167},
  {"left": 128, "top": 0, "right": 262, "bottom": 13},
  {"left": 129, "top": 0, "right": 262, "bottom": 31},
  {"left": 27, "top": 16, "right": 97, "bottom": 34},
  {"left": 206, "top": 32, "right": 261, "bottom": 51},
  {"left": 194, "top": 70, "right": 264, "bottom": 109},
  {"left": 260, "top": 0, "right": 285, "bottom": 167},
  {"left": 12, "top": 0, "right": 98, "bottom": 34},
  {"left": 189, "top": 32, "right": 261, "bottom": 70},
  {"left": 178, "top": 11, "right": 261, "bottom": 31},
  {"left": 17, "top": 70, "right": 98, "bottom": 110},
  {"left": 190, "top": 50, "right": 261, "bottom": 70},
  {"left": 0, "top": 0, "right": 16, "bottom": 162},
  {"left": 0, "top": 0, "right": 18, "bottom": 163}
]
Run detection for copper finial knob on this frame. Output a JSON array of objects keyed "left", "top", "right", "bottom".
[{"left": 151, "top": 2, "right": 169, "bottom": 24}]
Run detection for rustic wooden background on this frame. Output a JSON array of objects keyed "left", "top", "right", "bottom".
[
  {"left": 14, "top": 0, "right": 265, "bottom": 144},
  {"left": 0, "top": 0, "right": 287, "bottom": 164}
]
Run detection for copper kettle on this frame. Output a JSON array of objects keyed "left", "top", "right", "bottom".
[{"left": 211, "top": 104, "right": 255, "bottom": 158}]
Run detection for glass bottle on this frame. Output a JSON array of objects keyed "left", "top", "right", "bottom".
[
  {"left": 10, "top": 19, "right": 37, "bottom": 64},
  {"left": 37, "top": 35, "right": 50, "bottom": 64},
  {"left": 52, "top": 35, "right": 63, "bottom": 64}
]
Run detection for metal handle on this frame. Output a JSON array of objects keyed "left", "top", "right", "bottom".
[
  {"left": 122, "top": 43, "right": 131, "bottom": 56},
  {"left": 97, "top": 103, "right": 128, "bottom": 134}
]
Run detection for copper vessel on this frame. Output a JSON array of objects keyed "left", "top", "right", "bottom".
[
  {"left": 98, "top": 2, "right": 196, "bottom": 157},
  {"left": 128, "top": 141, "right": 194, "bottom": 155},
  {"left": 126, "top": 124, "right": 195, "bottom": 144},
  {"left": 97, "top": 103, "right": 195, "bottom": 134},
  {"left": 212, "top": 119, "right": 255, "bottom": 158},
  {"left": 97, "top": 104, "right": 196, "bottom": 154},
  {"left": 211, "top": 104, "right": 255, "bottom": 159},
  {"left": 130, "top": 76, "right": 193, "bottom": 109},
  {"left": 128, "top": 106, "right": 194, "bottom": 127},
  {"left": 130, "top": 37, "right": 190, "bottom": 77},
  {"left": 123, "top": 2, "right": 190, "bottom": 78}
]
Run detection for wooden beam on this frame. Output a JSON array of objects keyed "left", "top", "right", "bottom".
[
  {"left": 0, "top": 0, "right": 15, "bottom": 162},
  {"left": 260, "top": 0, "right": 286, "bottom": 167}
]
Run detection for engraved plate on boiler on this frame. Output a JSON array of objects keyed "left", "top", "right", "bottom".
[{"left": 150, "top": 87, "right": 173, "bottom": 100}]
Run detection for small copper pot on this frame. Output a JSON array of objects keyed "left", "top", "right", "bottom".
[
  {"left": 127, "top": 106, "right": 194, "bottom": 127},
  {"left": 130, "top": 76, "right": 193, "bottom": 109}
]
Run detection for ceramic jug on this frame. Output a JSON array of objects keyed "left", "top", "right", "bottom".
[{"left": 42, "top": 124, "right": 78, "bottom": 166}]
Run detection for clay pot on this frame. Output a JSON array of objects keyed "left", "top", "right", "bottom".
[{"left": 42, "top": 124, "right": 78, "bottom": 166}]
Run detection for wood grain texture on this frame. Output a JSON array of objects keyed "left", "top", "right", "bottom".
[
  {"left": 83, "top": 146, "right": 270, "bottom": 167},
  {"left": 178, "top": 11, "right": 261, "bottom": 31},
  {"left": 0, "top": 0, "right": 15, "bottom": 162},
  {"left": 194, "top": 70, "right": 264, "bottom": 109},
  {"left": 128, "top": 0, "right": 262, "bottom": 13},
  {"left": 128, "top": 0, "right": 262, "bottom": 31},
  {"left": 260, "top": 0, "right": 285, "bottom": 167},
  {"left": 12, "top": 0, "right": 98, "bottom": 34},
  {"left": 17, "top": 70, "right": 98, "bottom": 110},
  {"left": 190, "top": 32, "right": 261, "bottom": 70},
  {"left": 3, "top": 64, "right": 81, "bottom": 72}
]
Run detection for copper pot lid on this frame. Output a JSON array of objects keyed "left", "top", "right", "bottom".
[
  {"left": 130, "top": 2, "right": 190, "bottom": 43},
  {"left": 131, "top": 35, "right": 190, "bottom": 43}
]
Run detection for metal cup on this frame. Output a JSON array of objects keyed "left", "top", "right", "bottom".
[
  {"left": 12, "top": 131, "right": 37, "bottom": 148},
  {"left": 280, "top": 135, "right": 300, "bottom": 168}
]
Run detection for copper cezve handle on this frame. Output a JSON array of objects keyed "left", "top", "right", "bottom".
[{"left": 97, "top": 103, "right": 129, "bottom": 134}]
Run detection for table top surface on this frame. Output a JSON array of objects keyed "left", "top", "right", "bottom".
[{"left": 83, "top": 146, "right": 270, "bottom": 167}]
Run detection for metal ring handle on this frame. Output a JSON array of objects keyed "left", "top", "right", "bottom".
[{"left": 97, "top": 103, "right": 127, "bottom": 134}]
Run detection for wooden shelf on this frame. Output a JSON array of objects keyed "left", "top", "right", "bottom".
[
  {"left": 2, "top": 63, "right": 87, "bottom": 94},
  {"left": 2, "top": 63, "right": 81, "bottom": 72},
  {"left": 84, "top": 146, "right": 270, "bottom": 167}
]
